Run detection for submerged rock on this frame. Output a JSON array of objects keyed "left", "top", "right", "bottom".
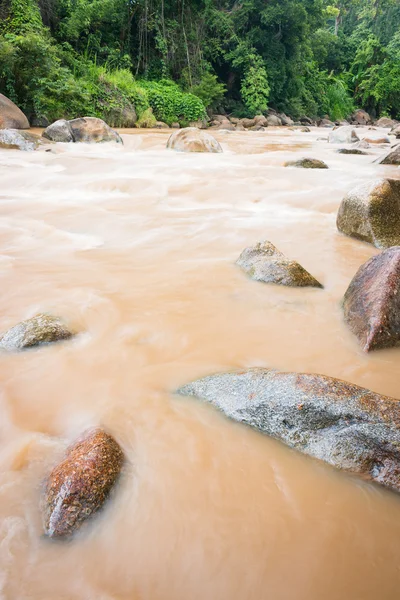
[
  {"left": 177, "top": 368, "right": 400, "bottom": 493},
  {"left": 328, "top": 126, "right": 360, "bottom": 144},
  {"left": 343, "top": 247, "right": 400, "bottom": 352},
  {"left": 0, "top": 129, "right": 42, "bottom": 151},
  {"left": 0, "top": 93, "right": 29, "bottom": 129},
  {"left": 42, "top": 428, "right": 124, "bottom": 538},
  {"left": 362, "top": 135, "right": 390, "bottom": 145},
  {"left": 236, "top": 241, "right": 323, "bottom": 288},
  {"left": 0, "top": 314, "right": 74, "bottom": 351},
  {"left": 43, "top": 117, "right": 122, "bottom": 144},
  {"left": 376, "top": 144, "right": 400, "bottom": 165},
  {"left": 337, "top": 179, "right": 400, "bottom": 249},
  {"left": 167, "top": 127, "right": 222, "bottom": 153},
  {"left": 284, "top": 158, "right": 328, "bottom": 169},
  {"left": 336, "top": 148, "right": 369, "bottom": 155}
]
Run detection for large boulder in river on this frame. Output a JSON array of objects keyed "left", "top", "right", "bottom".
[
  {"left": 328, "top": 126, "right": 360, "bottom": 144},
  {"left": 43, "top": 117, "right": 122, "bottom": 144},
  {"left": 390, "top": 125, "right": 400, "bottom": 139},
  {"left": 284, "top": 158, "right": 328, "bottom": 169},
  {"left": 42, "top": 428, "right": 124, "bottom": 538},
  {"left": 236, "top": 241, "right": 323, "bottom": 288},
  {"left": 0, "top": 314, "right": 75, "bottom": 351},
  {"left": 0, "top": 129, "right": 43, "bottom": 151},
  {"left": 266, "top": 115, "right": 282, "bottom": 127},
  {"left": 336, "top": 179, "right": 400, "bottom": 249},
  {"left": 375, "top": 144, "right": 400, "bottom": 165},
  {"left": 343, "top": 247, "right": 400, "bottom": 352},
  {"left": 177, "top": 368, "right": 400, "bottom": 493},
  {"left": 351, "top": 109, "right": 371, "bottom": 125},
  {"left": 0, "top": 93, "right": 29, "bottom": 129},
  {"left": 167, "top": 127, "right": 222, "bottom": 153},
  {"left": 376, "top": 117, "right": 397, "bottom": 128}
]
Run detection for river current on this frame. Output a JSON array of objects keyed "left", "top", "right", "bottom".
[{"left": 0, "top": 127, "right": 399, "bottom": 599}]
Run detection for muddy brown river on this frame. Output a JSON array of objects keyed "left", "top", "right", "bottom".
[{"left": 0, "top": 127, "right": 399, "bottom": 599}]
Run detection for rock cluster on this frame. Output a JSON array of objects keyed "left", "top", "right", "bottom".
[
  {"left": 236, "top": 241, "right": 323, "bottom": 288},
  {"left": 177, "top": 368, "right": 400, "bottom": 494},
  {"left": 43, "top": 117, "right": 123, "bottom": 144},
  {"left": 42, "top": 428, "right": 124, "bottom": 538}
]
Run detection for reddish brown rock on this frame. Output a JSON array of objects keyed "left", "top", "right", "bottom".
[
  {"left": 352, "top": 109, "right": 371, "bottom": 125},
  {"left": 343, "top": 247, "right": 400, "bottom": 352},
  {"left": 42, "top": 428, "right": 124, "bottom": 538},
  {"left": 0, "top": 93, "right": 29, "bottom": 129}
]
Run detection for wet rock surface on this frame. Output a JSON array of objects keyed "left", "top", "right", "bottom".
[
  {"left": 167, "top": 127, "right": 222, "bottom": 153},
  {"left": 43, "top": 117, "right": 123, "bottom": 144},
  {"left": 376, "top": 144, "right": 400, "bottom": 165},
  {"left": 177, "top": 368, "right": 400, "bottom": 493},
  {"left": 343, "top": 247, "right": 400, "bottom": 352},
  {"left": 328, "top": 126, "right": 360, "bottom": 144},
  {"left": 0, "top": 129, "right": 43, "bottom": 151},
  {"left": 42, "top": 428, "right": 124, "bottom": 538},
  {"left": 284, "top": 158, "right": 328, "bottom": 169},
  {"left": 236, "top": 241, "right": 323, "bottom": 288},
  {"left": 336, "top": 179, "right": 400, "bottom": 249},
  {"left": 0, "top": 314, "right": 74, "bottom": 351},
  {"left": 336, "top": 148, "right": 369, "bottom": 155},
  {"left": 0, "top": 93, "right": 29, "bottom": 129}
]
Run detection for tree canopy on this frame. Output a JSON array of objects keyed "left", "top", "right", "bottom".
[{"left": 0, "top": 0, "right": 399, "bottom": 124}]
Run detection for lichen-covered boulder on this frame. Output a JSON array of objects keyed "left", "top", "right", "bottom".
[
  {"left": 42, "top": 428, "right": 124, "bottom": 538},
  {"left": 0, "top": 129, "right": 42, "bottom": 151},
  {"left": 343, "top": 247, "right": 400, "bottom": 352},
  {"left": 336, "top": 148, "right": 369, "bottom": 155},
  {"left": 0, "top": 93, "right": 29, "bottom": 129},
  {"left": 329, "top": 126, "right": 360, "bottom": 144},
  {"left": 43, "top": 117, "right": 122, "bottom": 144},
  {"left": 236, "top": 241, "right": 323, "bottom": 288},
  {"left": 376, "top": 144, "right": 400, "bottom": 165},
  {"left": 167, "top": 127, "right": 222, "bottom": 153},
  {"left": 337, "top": 179, "right": 400, "bottom": 249},
  {"left": 0, "top": 314, "right": 74, "bottom": 351},
  {"left": 284, "top": 158, "right": 328, "bottom": 169},
  {"left": 177, "top": 368, "right": 400, "bottom": 493}
]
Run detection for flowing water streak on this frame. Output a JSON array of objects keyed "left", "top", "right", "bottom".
[{"left": 0, "top": 127, "right": 399, "bottom": 599}]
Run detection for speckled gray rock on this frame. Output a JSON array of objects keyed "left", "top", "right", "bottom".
[
  {"left": 337, "top": 179, "right": 400, "bottom": 249},
  {"left": 375, "top": 144, "right": 400, "bottom": 165},
  {"left": 328, "top": 126, "right": 360, "bottom": 144},
  {"left": 343, "top": 247, "right": 400, "bottom": 352},
  {"left": 42, "top": 428, "right": 124, "bottom": 538},
  {"left": 0, "top": 314, "right": 74, "bottom": 351},
  {"left": 167, "top": 127, "right": 222, "bottom": 153},
  {"left": 43, "top": 117, "right": 122, "bottom": 144},
  {"left": 284, "top": 158, "right": 328, "bottom": 169},
  {"left": 177, "top": 368, "right": 400, "bottom": 493},
  {"left": 236, "top": 241, "right": 323, "bottom": 288},
  {"left": 0, "top": 129, "right": 42, "bottom": 151},
  {"left": 42, "top": 119, "right": 74, "bottom": 143}
]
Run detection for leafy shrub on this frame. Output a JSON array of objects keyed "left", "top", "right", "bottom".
[
  {"left": 191, "top": 72, "right": 226, "bottom": 110},
  {"left": 141, "top": 79, "right": 206, "bottom": 125},
  {"left": 136, "top": 108, "right": 157, "bottom": 128}
]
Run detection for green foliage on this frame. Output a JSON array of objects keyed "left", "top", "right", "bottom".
[
  {"left": 240, "top": 62, "right": 270, "bottom": 115},
  {"left": 191, "top": 72, "right": 226, "bottom": 111},
  {"left": 136, "top": 107, "right": 157, "bottom": 128},
  {"left": 141, "top": 80, "right": 206, "bottom": 125}
]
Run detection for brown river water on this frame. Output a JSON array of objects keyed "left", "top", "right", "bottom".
[{"left": 0, "top": 127, "right": 399, "bottom": 599}]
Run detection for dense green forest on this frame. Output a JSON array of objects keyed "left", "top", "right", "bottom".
[{"left": 0, "top": 0, "right": 399, "bottom": 125}]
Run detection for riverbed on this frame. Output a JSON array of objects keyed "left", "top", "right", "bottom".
[{"left": 0, "top": 127, "right": 399, "bottom": 599}]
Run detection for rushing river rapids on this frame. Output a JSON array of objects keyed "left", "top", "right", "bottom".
[{"left": 0, "top": 127, "right": 400, "bottom": 599}]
